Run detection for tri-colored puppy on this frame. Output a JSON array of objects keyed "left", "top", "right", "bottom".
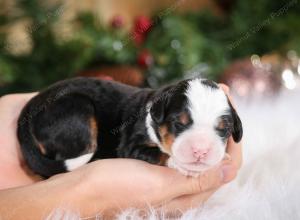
[{"left": 17, "top": 77, "right": 243, "bottom": 178}]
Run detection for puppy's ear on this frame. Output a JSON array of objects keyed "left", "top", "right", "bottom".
[
  {"left": 228, "top": 101, "right": 243, "bottom": 143},
  {"left": 150, "top": 87, "right": 173, "bottom": 124},
  {"left": 150, "top": 101, "right": 165, "bottom": 124}
]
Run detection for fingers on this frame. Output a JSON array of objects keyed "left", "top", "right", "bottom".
[
  {"left": 160, "top": 162, "right": 237, "bottom": 217},
  {"left": 0, "top": 93, "right": 37, "bottom": 119},
  {"left": 218, "top": 83, "right": 236, "bottom": 109},
  {"left": 165, "top": 163, "right": 236, "bottom": 199},
  {"left": 0, "top": 93, "right": 38, "bottom": 136},
  {"left": 219, "top": 160, "right": 238, "bottom": 183},
  {"left": 218, "top": 84, "right": 243, "bottom": 169},
  {"left": 150, "top": 160, "right": 237, "bottom": 218},
  {"left": 226, "top": 136, "right": 243, "bottom": 169},
  {"left": 187, "top": 170, "right": 220, "bottom": 194},
  {"left": 219, "top": 83, "right": 230, "bottom": 94},
  {"left": 0, "top": 93, "right": 37, "bottom": 103}
]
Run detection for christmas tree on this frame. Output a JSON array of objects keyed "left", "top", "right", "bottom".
[{"left": 0, "top": 0, "right": 299, "bottom": 95}]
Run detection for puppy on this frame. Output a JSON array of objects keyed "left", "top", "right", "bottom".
[{"left": 17, "top": 77, "right": 242, "bottom": 178}]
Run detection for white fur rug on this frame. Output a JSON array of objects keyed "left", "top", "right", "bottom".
[{"left": 48, "top": 88, "right": 300, "bottom": 220}]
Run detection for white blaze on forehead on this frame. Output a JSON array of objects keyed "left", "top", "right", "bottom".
[{"left": 186, "top": 79, "right": 229, "bottom": 126}]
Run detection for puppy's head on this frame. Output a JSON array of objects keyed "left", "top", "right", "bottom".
[{"left": 146, "top": 78, "right": 242, "bottom": 175}]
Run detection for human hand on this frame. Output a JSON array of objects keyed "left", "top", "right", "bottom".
[
  {"left": 0, "top": 93, "right": 40, "bottom": 189},
  {"left": 55, "top": 155, "right": 239, "bottom": 218},
  {"left": 218, "top": 83, "right": 243, "bottom": 169},
  {"left": 0, "top": 147, "right": 240, "bottom": 220}
]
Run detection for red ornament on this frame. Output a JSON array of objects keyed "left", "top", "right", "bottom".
[
  {"left": 132, "top": 16, "right": 152, "bottom": 45},
  {"left": 133, "top": 34, "right": 145, "bottom": 45},
  {"left": 137, "top": 50, "right": 154, "bottom": 68},
  {"left": 111, "top": 15, "right": 124, "bottom": 28}
]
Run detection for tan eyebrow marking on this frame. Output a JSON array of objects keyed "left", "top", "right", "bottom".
[
  {"left": 158, "top": 124, "right": 174, "bottom": 154},
  {"left": 179, "top": 112, "right": 190, "bottom": 125},
  {"left": 217, "top": 119, "right": 226, "bottom": 130}
]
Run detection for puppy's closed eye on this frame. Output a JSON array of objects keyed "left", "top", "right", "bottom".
[
  {"left": 168, "top": 112, "right": 191, "bottom": 134},
  {"left": 216, "top": 116, "right": 232, "bottom": 138}
]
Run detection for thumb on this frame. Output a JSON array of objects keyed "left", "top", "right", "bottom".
[{"left": 171, "top": 162, "right": 237, "bottom": 196}]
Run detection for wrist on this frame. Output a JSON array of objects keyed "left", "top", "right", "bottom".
[
  {"left": 0, "top": 174, "right": 83, "bottom": 219},
  {"left": 45, "top": 170, "right": 107, "bottom": 218}
]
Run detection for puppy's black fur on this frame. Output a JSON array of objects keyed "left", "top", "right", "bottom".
[
  {"left": 18, "top": 78, "right": 155, "bottom": 177},
  {"left": 17, "top": 77, "right": 242, "bottom": 177}
]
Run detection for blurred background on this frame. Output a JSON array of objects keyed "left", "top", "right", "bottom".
[{"left": 0, "top": 0, "right": 300, "bottom": 98}]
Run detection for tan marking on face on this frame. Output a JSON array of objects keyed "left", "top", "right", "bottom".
[
  {"left": 217, "top": 119, "right": 226, "bottom": 130},
  {"left": 89, "top": 117, "right": 98, "bottom": 152},
  {"left": 145, "top": 142, "right": 158, "bottom": 148},
  {"left": 159, "top": 125, "right": 174, "bottom": 154},
  {"left": 179, "top": 112, "right": 190, "bottom": 125}
]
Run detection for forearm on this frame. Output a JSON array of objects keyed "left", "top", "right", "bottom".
[{"left": 0, "top": 173, "right": 105, "bottom": 219}]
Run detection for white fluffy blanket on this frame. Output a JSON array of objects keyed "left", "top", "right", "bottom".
[{"left": 49, "top": 88, "right": 300, "bottom": 220}]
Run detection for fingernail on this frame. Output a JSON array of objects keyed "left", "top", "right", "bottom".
[{"left": 221, "top": 165, "right": 234, "bottom": 183}]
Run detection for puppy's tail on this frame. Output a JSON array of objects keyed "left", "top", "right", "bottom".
[{"left": 17, "top": 108, "right": 66, "bottom": 178}]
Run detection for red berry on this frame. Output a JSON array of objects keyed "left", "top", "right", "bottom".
[
  {"left": 111, "top": 15, "right": 124, "bottom": 28},
  {"left": 134, "top": 16, "right": 152, "bottom": 34},
  {"left": 132, "top": 16, "right": 152, "bottom": 45},
  {"left": 137, "top": 50, "right": 154, "bottom": 68}
]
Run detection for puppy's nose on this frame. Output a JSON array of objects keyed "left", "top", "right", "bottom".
[{"left": 192, "top": 147, "right": 210, "bottom": 160}]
